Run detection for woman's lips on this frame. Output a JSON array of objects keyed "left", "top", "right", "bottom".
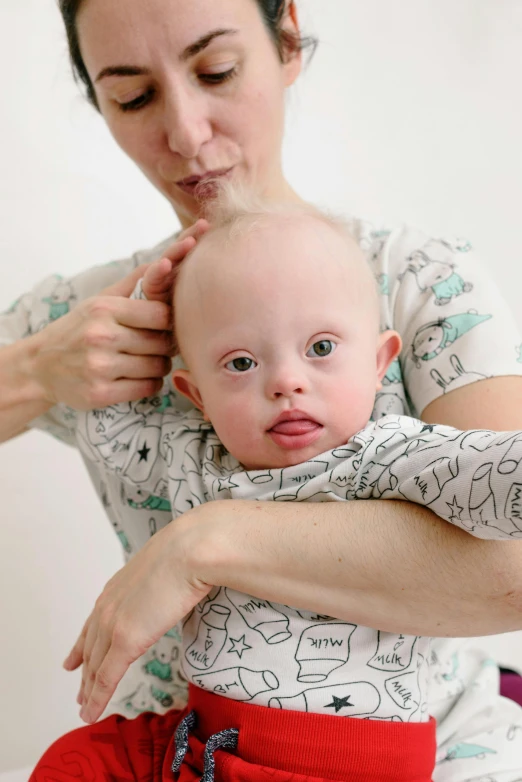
[
  {"left": 176, "top": 167, "right": 234, "bottom": 196},
  {"left": 267, "top": 420, "right": 323, "bottom": 450}
]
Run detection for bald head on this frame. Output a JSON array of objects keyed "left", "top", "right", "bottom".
[{"left": 173, "top": 210, "right": 379, "bottom": 363}]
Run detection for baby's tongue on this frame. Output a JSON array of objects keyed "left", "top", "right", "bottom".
[{"left": 271, "top": 419, "right": 319, "bottom": 435}]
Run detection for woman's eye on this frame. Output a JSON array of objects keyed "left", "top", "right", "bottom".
[
  {"left": 307, "top": 340, "right": 336, "bottom": 358},
  {"left": 118, "top": 88, "right": 155, "bottom": 113},
  {"left": 199, "top": 67, "right": 238, "bottom": 86},
  {"left": 225, "top": 357, "right": 256, "bottom": 372}
]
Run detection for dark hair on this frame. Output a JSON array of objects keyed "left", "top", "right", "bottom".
[{"left": 58, "top": 0, "right": 317, "bottom": 110}]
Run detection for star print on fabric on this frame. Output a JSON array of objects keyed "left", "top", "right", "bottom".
[
  {"left": 138, "top": 442, "right": 151, "bottom": 462},
  {"left": 421, "top": 424, "right": 435, "bottom": 434},
  {"left": 228, "top": 635, "right": 252, "bottom": 659},
  {"left": 447, "top": 495, "right": 463, "bottom": 521},
  {"left": 217, "top": 476, "right": 240, "bottom": 492},
  {"left": 324, "top": 694, "right": 353, "bottom": 713}
]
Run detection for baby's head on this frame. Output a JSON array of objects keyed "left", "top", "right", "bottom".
[{"left": 171, "top": 186, "right": 401, "bottom": 469}]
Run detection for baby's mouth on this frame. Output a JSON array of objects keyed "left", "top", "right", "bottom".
[
  {"left": 267, "top": 412, "right": 323, "bottom": 451},
  {"left": 269, "top": 420, "right": 321, "bottom": 436}
]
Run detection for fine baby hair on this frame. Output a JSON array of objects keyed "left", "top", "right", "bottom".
[{"left": 199, "top": 178, "right": 351, "bottom": 243}]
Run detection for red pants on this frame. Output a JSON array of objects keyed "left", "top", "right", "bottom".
[{"left": 30, "top": 685, "right": 436, "bottom": 781}]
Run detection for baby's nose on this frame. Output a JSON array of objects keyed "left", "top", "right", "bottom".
[{"left": 266, "top": 371, "right": 306, "bottom": 399}]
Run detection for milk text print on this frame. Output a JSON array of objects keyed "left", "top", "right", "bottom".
[
  {"left": 295, "top": 623, "right": 356, "bottom": 682},
  {"left": 185, "top": 605, "right": 231, "bottom": 670},
  {"left": 225, "top": 589, "right": 291, "bottom": 643},
  {"left": 367, "top": 633, "right": 417, "bottom": 672}
]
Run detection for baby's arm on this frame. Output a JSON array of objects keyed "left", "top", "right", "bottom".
[{"left": 353, "top": 415, "right": 522, "bottom": 539}]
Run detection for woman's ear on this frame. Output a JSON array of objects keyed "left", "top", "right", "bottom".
[
  {"left": 172, "top": 370, "right": 209, "bottom": 420},
  {"left": 376, "top": 330, "right": 402, "bottom": 391},
  {"left": 282, "top": 1, "right": 302, "bottom": 86}
]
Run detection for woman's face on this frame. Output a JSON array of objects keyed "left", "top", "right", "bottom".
[{"left": 78, "top": 0, "right": 301, "bottom": 226}]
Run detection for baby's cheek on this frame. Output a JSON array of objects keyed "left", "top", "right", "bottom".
[
  {"left": 211, "top": 398, "right": 257, "bottom": 453},
  {"left": 331, "top": 384, "right": 375, "bottom": 435}
]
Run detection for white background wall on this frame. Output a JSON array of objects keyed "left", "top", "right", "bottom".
[{"left": 1, "top": 0, "right": 522, "bottom": 772}]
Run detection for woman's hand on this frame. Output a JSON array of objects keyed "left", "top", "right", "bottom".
[
  {"left": 139, "top": 219, "right": 209, "bottom": 304},
  {"left": 63, "top": 509, "right": 213, "bottom": 725},
  {"left": 31, "top": 220, "right": 209, "bottom": 410}
]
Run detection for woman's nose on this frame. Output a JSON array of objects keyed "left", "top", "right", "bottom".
[{"left": 164, "top": 85, "right": 212, "bottom": 159}]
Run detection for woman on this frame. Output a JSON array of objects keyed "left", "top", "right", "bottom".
[{"left": 2, "top": 0, "right": 522, "bottom": 778}]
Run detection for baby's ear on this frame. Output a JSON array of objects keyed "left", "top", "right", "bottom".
[
  {"left": 375, "top": 330, "right": 402, "bottom": 391},
  {"left": 172, "top": 370, "right": 209, "bottom": 419}
]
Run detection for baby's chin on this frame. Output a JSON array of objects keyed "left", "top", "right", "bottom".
[{"left": 239, "top": 435, "right": 352, "bottom": 472}]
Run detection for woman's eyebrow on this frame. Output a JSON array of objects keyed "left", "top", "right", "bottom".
[
  {"left": 95, "top": 29, "right": 239, "bottom": 83},
  {"left": 181, "top": 28, "right": 238, "bottom": 61}
]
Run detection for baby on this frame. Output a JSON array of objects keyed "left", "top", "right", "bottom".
[{"left": 71, "top": 188, "right": 522, "bottom": 779}]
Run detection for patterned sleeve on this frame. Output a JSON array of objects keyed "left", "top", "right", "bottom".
[
  {"left": 380, "top": 227, "right": 522, "bottom": 416},
  {"left": 352, "top": 415, "right": 522, "bottom": 540},
  {"left": 0, "top": 234, "right": 178, "bottom": 444}
]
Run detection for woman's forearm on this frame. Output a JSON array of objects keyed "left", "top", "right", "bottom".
[
  {"left": 192, "top": 498, "right": 522, "bottom": 637},
  {"left": 0, "top": 337, "right": 52, "bottom": 443}
]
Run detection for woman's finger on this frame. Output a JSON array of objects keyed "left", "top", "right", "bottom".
[
  {"left": 63, "top": 615, "right": 91, "bottom": 671},
  {"left": 103, "top": 323, "right": 174, "bottom": 358},
  {"left": 91, "top": 378, "right": 164, "bottom": 408},
  {"left": 140, "top": 257, "right": 175, "bottom": 302},
  {"left": 80, "top": 611, "right": 102, "bottom": 696},
  {"left": 177, "top": 218, "right": 210, "bottom": 244},
  {"left": 110, "top": 298, "right": 172, "bottom": 331},
  {"left": 80, "top": 642, "right": 136, "bottom": 724},
  {"left": 111, "top": 354, "right": 172, "bottom": 381},
  {"left": 162, "top": 232, "right": 202, "bottom": 265},
  {"left": 82, "top": 632, "right": 112, "bottom": 708},
  {"left": 77, "top": 678, "right": 86, "bottom": 706}
]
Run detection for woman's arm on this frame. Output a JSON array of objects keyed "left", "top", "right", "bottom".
[
  {"left": 422, "top": 375, "right": 522, "bottom": 431},
  {"left": 194, "top": 496, "right": 522, "bottom": 639}
]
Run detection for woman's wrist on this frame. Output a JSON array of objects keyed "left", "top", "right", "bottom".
[
  {"left": 0, "top": 333, "right": 53, "bottom": 409},
  {"left": 0, "top": 336, "right": 54, "bottom": 442},
  {"left": 17, "top": 332, "right": 55, "bottom": 406},
  {"left": 181, "top": 500, "right": 244, "bottom": 589}
]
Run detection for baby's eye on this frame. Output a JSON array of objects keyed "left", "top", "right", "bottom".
[
  {"left": 307, "top": 340, "right": 336, "bottom": 358},
  {"left": 225, "top": 357, "right": 257, "bottom": 372}
]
